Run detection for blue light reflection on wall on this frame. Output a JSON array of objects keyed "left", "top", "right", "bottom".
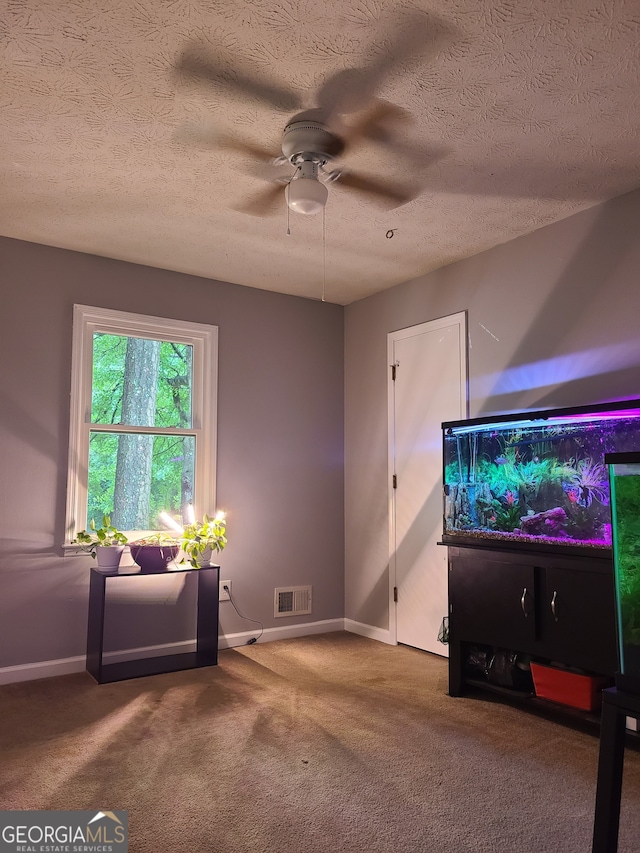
[{"left": 470, "top": 339, "right": 640, "bottom": 403}]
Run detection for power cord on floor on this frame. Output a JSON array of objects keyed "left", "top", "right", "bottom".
[{"left": 223, "top": 584, "right": 264, "bottom": 645}]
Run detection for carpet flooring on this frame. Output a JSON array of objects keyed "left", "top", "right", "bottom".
[{"left": 1, "top": 632, "right": 639, "bottom": 852}]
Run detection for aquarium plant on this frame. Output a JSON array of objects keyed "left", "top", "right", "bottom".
[
  {"left": 607, "top": 453, "right": 640, "bottom": 694},
  {"left": 492, "top": 491, "right": 523, "bottom": 533},
  {"left": 443, "top": 399, "right": 640, "bottom": 551}
]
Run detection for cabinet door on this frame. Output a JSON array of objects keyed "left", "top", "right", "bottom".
[
  {"left": 449, "top": 555, "right": 537, "bottom": 650},
  {"left": 541, "top": 566, "right": 618, "bottom": 675}
]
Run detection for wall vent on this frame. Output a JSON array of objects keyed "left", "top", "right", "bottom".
[{"left": 274, "top": 586, "right": 312, "bottom": 617}]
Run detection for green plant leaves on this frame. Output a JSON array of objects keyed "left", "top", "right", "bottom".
[
  {"left": 180, "top": 515, "right": 227, "bottom": 566},
  {"left": 72, "top": 514, "right": 128, "bottom": 555}
]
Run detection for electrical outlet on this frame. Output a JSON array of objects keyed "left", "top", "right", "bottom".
[{"left": 219, "top": 580, "right": 231, "bottom": 602}]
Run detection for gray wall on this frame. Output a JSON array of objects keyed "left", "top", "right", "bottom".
[
  {"left": 344, "top": 188, "right": 640, "bottom": 632},
  {"left": 0, "top": 237, "right": 344, "bottom": 668},
  {"left": 3, "top": 185, "right": 640, "bottom": 670}
]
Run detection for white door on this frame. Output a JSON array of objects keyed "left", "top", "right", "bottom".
[{"left": 389, "top": 313, "right": 467, "bottom": 654}]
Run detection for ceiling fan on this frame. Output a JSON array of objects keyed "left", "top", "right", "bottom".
[{"left": 174, "top": 10, "right": 454, "bottom": 217}]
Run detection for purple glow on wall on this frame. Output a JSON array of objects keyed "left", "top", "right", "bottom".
[{"left": 470, "top": 340, "right": 640, "bottom": 403}]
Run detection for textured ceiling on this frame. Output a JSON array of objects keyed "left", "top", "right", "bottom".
[{"left": 2, "top": 0, "right": 640, "bottom": 305}]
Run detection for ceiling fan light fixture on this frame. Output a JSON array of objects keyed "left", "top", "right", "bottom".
[{"left": 285, "top": 176, "right": 328, "bottom": 215}]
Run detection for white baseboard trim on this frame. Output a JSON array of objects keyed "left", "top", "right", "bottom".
[
  {"left": 0, "top": 656, "right": 87, "bottom": 685},
  {"left": 344, "top": 619, "right": 394, "bottom": 645},
  {"left": 0, "top": 618, "right": 347, "bottom": 685},
  {"left": 219, "top": 617, "right": 345, "bottom": 650}
]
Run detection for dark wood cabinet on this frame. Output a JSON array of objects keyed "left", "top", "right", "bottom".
[
  {"left": 447, "top": 544, "right": 618, "bottom": 705},
  {"left": 539, "top": 565, "right": 617, "bottom": 675},
  {"left": 449, "top": 558, "right": 537, "bottom": 649}
]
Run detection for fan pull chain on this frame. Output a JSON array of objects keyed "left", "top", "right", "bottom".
[{"left": 322, "top": 203, "right": 326, "bottom": 302}]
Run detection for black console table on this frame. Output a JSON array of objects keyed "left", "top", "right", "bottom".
[
  {"left": 592, "top": 687, "right": 640, "bottom": 852},
  {"left": 86, "top": 563, "right": 220, "bottom": 684}
]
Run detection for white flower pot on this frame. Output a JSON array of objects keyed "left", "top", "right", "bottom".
[
  {"left": 96, "top": 545, "right": 125, "bottom": 571},
  {"left": 195, "top": 546, "right": 212, "bottom": 567}
]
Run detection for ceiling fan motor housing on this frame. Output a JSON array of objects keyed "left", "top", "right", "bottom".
[{"left": 282, "top": 119, "right": 344, "bottom": 162}]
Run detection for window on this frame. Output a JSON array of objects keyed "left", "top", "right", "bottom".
[{"left": 65, "top": 305, "right": 218, "bottom": 544}]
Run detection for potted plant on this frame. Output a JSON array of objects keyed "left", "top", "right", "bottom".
[
  {"left": 180, "top": 513, "right": 227, "bottom": 567},
  {"left": 73, "top": 515, "right": 128, "bottom": 570},
  {"left": 129, "top": 532, "right": 181, "bottom": 572}
]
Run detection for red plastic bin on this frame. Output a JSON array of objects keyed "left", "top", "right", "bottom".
[{"left": 530, "top": 662, "right": 611, "bottom": 712}]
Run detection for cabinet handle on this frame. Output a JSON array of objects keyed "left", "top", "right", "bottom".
[
  {"left": 521, "top": 587, "right": 530, "bottom": 617},
  {"left": 551, "top": 590, "right": 558, "bottom": 622}
]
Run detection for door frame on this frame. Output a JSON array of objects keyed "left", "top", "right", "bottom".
[{"left": 387, "top": 312, "right": 468, "bottom": 646}]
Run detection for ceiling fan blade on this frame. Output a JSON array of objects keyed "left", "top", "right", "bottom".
[
  {"left": 173, "top": 124, "right": 282, "bottom": 164},
  {"left": 217, "top": 134, "right": 281, "bottom": 163},
  {"left": 316, "top": 66, "right": 379, "bottom": 120},
  {"left": 172, "top": 123, "right": 218, "bottom": 149},
  {"left": 340, "top": 100, "right": 411, "bottom": 152},
  {"left": 316, "top": 11, "right": 456, "bottom": 117},
  {"left": 175, "top": 45, "right": 302, "bottom": 112},
  {"left": 383, "top": 139, "right": 451, "bottom": 170},
  {"left": 233, "top": 184, "right": 285, "bottom": 216},
  {"left": 337, "top": 171, "right": 416, "bottom": 207},
  {"left": 365, "top": 10, "right": 456, "bottom": 84},
  {"left": 337, "top": 100, "right": 451, "bottom": 169}
]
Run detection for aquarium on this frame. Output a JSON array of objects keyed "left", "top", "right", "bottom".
[
  {"left": 606, "top": 452, "right": 640, "bottom": 694},
  {"left": 442, "top": 399, "right": 640, "bottom": 554}
]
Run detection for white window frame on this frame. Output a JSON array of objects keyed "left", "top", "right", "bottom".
[{"left": 64, "top": 304, "right": 218, "bottom": 547}]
